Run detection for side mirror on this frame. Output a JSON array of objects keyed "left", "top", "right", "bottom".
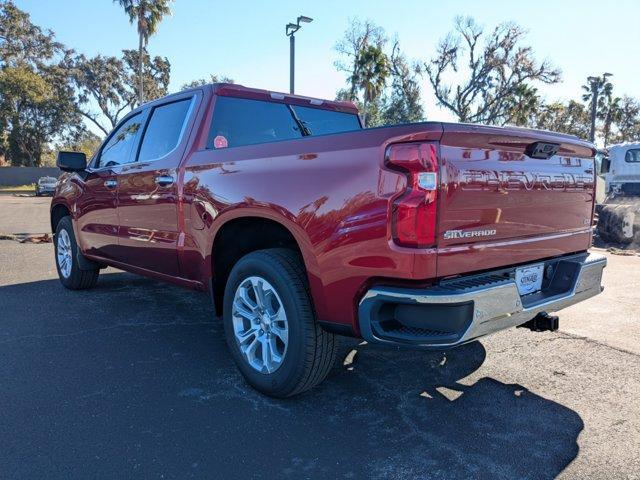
[{"left": 57, "top": 151, "right": 87, "bottom": 172}]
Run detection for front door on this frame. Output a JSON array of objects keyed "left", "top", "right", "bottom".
[
  {"left": 75, "top": 112, "right": 146, "bottom": 260},
  {"left": 116, "top": 96, "right": 195, "bottom": 276},
  {"left": 74, "top": 169, "right": 119, "bottom": 259}
]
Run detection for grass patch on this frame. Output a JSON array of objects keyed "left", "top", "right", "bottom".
[{"left": 0, "top": 184, "right": 35, "bottom": 191}]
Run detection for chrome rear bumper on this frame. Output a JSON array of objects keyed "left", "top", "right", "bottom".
[{"left": 358, "top": 252, "right": 606, "bottom": 348}]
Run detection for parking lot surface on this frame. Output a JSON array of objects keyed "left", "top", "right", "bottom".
[
  {"left": 1, "top": 196, "right": 639, "bottom": 479},
  {"left": 0, "top": 194, "right": 51, "bottom": 235}
]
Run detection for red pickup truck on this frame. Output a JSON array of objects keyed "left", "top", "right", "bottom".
[{"left": 52, "top": 83, "right": 606, "bottom": 397}]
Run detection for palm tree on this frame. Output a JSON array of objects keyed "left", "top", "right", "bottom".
[
  {"left": 114, "top": 0, "right": 173, "bottom": 105},
  {"left": 351, "top": 44, "right": 389, "bottom": 127},
  {"left": 600, "top": 93, "right": 622, "bottom": 147},
  {"left": 582, "top": 73, "right": 613, "bottom": 142}
]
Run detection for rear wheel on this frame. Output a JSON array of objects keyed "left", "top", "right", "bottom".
[
  {"left": 598, "top": 204, "right": 638, "bottom": 244},
  {"left": 222, "top": 248, "right": 337, "bottom": 397},
  {"left": 54, "top": 216, "right": 99, "bottom": 290}
]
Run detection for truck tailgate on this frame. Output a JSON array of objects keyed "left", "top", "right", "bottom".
[{"left": 436, "top": 123, "right": 596, "bottom": 277}]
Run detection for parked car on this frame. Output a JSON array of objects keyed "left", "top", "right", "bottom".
[
  {"left": 35, "top": 176, "right": 57, "bottom": 196},
  {"left": 51, "top": 83, "right": 606, "bottom": 397}
]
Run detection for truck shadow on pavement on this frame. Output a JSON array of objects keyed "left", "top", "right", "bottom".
[{"left": 0, "top": 271, "right": 584, "bottom": 479}]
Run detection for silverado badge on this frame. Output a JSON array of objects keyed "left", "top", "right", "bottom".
[{"left": 443, "top": 229, "right": 497, "bottom": 240}]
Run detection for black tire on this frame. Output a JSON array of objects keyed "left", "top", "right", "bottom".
[
  {"left": 597, "top": 205, "right": 629, "bottom": 244},
  {"left": 222, "top": 248, "right": 337, "bottom": 398},
  {"left": 54, "top": 216, "right": 99, "bottom": 290},
  {"left": 596, "top": 206, "right": 613, "bottom": 243},
  {"left": 35, "top": 189, "right": 40, "bottom": 197}
]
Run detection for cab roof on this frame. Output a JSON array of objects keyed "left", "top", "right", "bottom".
[{"left": 209, "top": 83, "right": 359, "bottom": 115}]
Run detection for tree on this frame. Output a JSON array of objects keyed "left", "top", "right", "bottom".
[
  {"left": 41, "top": 129, "right": 102, "bottom": 166},
  {"left": 58, "top": 129, "right": 102, "bottom": 158},
  {"left": 0, "top": 1, "right": 63, "bottom": 67},
  {"left": 181, "top": 74, "right": 234, "bottom": 91},
  {"left": 503, "top": 84, "right": 541, "bottom": 127},
  {"left": 583, "top": 76, "right": 623, "bottom": 147},
  {"left": 336, "top": 87, "right": 384, "bottom": 127},
  {"left": 425, "top": 16, "right": 561, "bottom": 125},
  {"left": 351, "top": 44, "right": 389, "bottom": 126},
  {"left": 611, "top": 96, "right": 640, "bottom": 144},
  {"left": 122, "top": 48, "right": 170, "bottom": 102},
  {"left": 73, "top": 49, "right": 170, "bottom": 135},
  {"left": 114, "top": 0, "right": 173, "bottom": 105},
  {"left": 334, "top": 19, "right": 386, "bottom": 101},
  {"left": 582, "top": 73, "right": 613, "bottom": 143},
  {"left": 579, "top": 76, "right": 640, "bottom": 146},
  {"left": 600, "top": 94, "right": 622, "bottom": 148},
  {"left": 72, "top": 54, "right": 131, "bottom": 135},
  {"left": 381, "top": 40, "right": 424, "bottom": 125},
  {"left": 0, "top": 1, "right": 82, "bottom": 166},
  {"left": 534, "top": 101, "right": 590, "bottom": 139},
  {"left": 335, "top": 19, "right": 423, "bottom": 127}
]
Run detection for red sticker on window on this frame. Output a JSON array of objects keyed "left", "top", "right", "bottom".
[{"left": 214, "top": 135, "right": 228, "bottom": 149}]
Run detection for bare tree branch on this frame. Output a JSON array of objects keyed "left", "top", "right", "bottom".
[{"left": 425, "top": 16, "right": 561, "bottom": 124}]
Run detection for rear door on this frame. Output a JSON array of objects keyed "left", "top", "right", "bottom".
[
  {"left": 436, "top": 124, "right": 596, "bottom": 277},
  {"left": 75, "top": 112, "right": 146, "bottom": 260},
  {"left": 116, "top": 94, "right": 197, "bottom": 276}
]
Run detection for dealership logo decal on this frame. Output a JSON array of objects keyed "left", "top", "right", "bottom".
[
  {"left": 443, "top": 229, "right": 497, "bottom": 240},
  {"left": 519, "top": 273, "right": 539, "bottom": 285}
]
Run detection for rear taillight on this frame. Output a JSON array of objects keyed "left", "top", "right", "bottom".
[{"left": 385, "top": 142, "right": 439, "bottom": 248}]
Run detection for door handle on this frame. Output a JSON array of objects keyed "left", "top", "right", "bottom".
[
  {"left": 155, "top": 175, "right": 174, "bottom": 187},
  {"left": 104, "top": 179, "right": 117, "bottom": 189}
]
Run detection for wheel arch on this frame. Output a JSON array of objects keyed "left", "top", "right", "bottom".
[
  {"left": 50, "top": 202, "right": 71, "bottom": 233},
  {"left": 208, "top": 209, "right": 323, "bottom": 318}
]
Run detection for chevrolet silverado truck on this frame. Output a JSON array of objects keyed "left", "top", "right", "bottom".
[{"left": 52, "top": 83, "right": 606, "bottom": 397}]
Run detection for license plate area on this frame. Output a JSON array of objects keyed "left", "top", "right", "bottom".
[{"left": 515, "top": 263, "right": 544, "bottom": 296}]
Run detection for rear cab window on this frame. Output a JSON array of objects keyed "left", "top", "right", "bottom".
[
  {"left": 290, "top": 105, "right": 361, "bottom": 136},
  {"left": 625, "top": 149, "right": 640, "bottom": 163},
  {"left": 138, "top": 98, "right": 193, "bottom": 162},
  {"left": 208, "top": 97, "right": 302, "bottom": 149},
  {"left": 208, "top": 96, "right": 361, "bottom": 149}
]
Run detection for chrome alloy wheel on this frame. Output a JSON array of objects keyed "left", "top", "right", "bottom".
[
  {"left": 57, "top": 229, "right": 73, "bottom": 279},
  {"left": 232, "top": 276, "right": 289, "bottom": 374}
]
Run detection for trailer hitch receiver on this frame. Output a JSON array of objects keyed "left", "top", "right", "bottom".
[{"left": 518, "top": 312, "right": 559, "bottom": 332}]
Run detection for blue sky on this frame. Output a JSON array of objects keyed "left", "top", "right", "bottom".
[{"left": 17, "top": 0, "right": 640, "bottom": 124}]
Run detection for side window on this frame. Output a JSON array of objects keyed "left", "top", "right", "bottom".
[
  {"left": 625, "top": 149, "right": 640, "bottom": 163},
  {"left": 208, "top": 96, "right": 302, "bottom": 148},
  {"left": 98, "top": 113, "right": 143, "bottom": 168},
  {"left": 138, "top": 98, "right": 192, "bottom": 162}
]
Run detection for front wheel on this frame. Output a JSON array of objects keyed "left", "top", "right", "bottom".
[
  {"left": 222, "top": 248, "right": 337, "bottom": 397},
  {"left": 54, "top": 216, "right": 99, "bottom": 290}
]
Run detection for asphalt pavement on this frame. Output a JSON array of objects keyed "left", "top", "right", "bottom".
[
  {"left": 0, "top": 194, "right": 51, "bottom": 235},
  {"left": 1, "top": 195, "right": 639, "bottom": 479}
]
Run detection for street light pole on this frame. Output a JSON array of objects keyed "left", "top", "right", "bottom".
[
  {"left": 286, "top": 15, "right": 313, "bottom": 95},
  {"left": 290, "top": 33, "right": 295, "bottom": 94}
]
